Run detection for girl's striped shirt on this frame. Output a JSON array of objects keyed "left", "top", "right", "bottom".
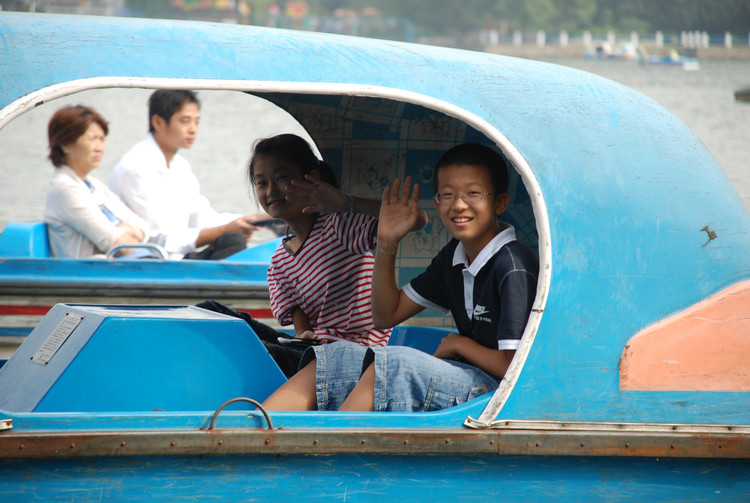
[{"left": 267, "top": 211, "right": 391, "bottom": 347}]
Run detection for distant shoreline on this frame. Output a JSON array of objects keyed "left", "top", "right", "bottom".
[{"left": 484, "top": 42, "right": 750, "bottom": 60}]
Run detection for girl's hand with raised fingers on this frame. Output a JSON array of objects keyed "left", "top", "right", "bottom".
[{"left": 287, "top": 175, "right": 347, "bottom": 214}]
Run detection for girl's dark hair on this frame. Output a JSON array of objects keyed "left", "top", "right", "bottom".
[
  {"left": 434, "top": 143, "right": 509, "bottom": 195},
  {"left": 48, "top": 105, "right": 109, "bottom": 168},
  {"left": 248, "top": 133, "right": 338, "bottom": 188},
  {"left": 148, "top": 89, "right": 199, "bottom": 133}
]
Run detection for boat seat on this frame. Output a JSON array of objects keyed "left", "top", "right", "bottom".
[
  {"left": 388, "top": 326, "right": 445, "bottom": 354},
  {"left": 225, "top": 236, "right": 283, "bottom": 262},
  {"left": 0, "top": 222, "right": 51, "bottom": 258}
]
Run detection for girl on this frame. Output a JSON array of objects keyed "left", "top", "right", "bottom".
[{"left": 202, "top": 133, "right": 426, "bottom": 377}]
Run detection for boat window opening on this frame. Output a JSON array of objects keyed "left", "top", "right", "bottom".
[
  {"left": 0, "top": 85, "right": 542, "bottom": 415},
  {"left": 0, "top": 86, "right": 540, "bottom": 302}
]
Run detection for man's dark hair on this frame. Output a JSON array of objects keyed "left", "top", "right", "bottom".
[{"left": 148, "top": 90, "right": 199, "bottom": 133}]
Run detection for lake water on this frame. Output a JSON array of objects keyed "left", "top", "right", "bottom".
[{"left": 0, "top": 57, "right": 748, "bottom": 235}]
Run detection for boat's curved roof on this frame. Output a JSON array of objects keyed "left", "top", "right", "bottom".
[{"left": 1, "top": 13, "right": 749, "bottom": 429}]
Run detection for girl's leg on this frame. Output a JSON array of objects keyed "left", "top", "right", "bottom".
[
  {"left": 261, "top": 359, "right": 318, "bottom": 410},
  {"left": 338, "top": 363, "right": 375, "bottom": 411}
]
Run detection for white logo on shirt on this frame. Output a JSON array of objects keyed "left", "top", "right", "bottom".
[{"left": 473, "top": 305, "right": 492, "bottom": 322}]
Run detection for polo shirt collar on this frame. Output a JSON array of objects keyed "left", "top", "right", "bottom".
[{"left": 452, "top": 224, "right": 516, "bottom": 275}]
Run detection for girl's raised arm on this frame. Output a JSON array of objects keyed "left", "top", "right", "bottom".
[{"left": 289, "top": 175, "right": 427, "bottom": 230}]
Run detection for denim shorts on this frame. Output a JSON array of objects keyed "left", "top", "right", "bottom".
[{"left": 304, "top": 341, "right": 499, "bottom": 412}]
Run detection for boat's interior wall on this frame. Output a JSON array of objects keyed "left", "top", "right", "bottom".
[{"left": 260, "top": 93, "right": 538, "bottom": 328}]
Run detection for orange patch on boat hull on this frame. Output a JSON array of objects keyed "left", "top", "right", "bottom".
[{"left": 620, "top": 280, "right": 750, "bottom": 391}]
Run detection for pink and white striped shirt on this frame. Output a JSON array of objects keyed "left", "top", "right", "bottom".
[{"left": 267, "top": 212, "right": 391, "bottom": 347}]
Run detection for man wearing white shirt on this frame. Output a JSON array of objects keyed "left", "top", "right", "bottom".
[{"left": 108, "top": 89, "right": 262, "bottom": 260}]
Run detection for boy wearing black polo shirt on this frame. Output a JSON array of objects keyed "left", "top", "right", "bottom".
[{"left": 262, "top": 143, "right": 538, "bottom": 412}]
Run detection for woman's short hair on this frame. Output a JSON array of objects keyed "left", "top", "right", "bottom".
[{"left": 48, "top": 105, "right": 109, "bottom": 168}]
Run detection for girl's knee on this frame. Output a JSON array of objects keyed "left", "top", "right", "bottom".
[{"left": 262, "top": 359, "right": 318, "bottom": 410}]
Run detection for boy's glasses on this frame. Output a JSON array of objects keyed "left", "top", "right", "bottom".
[{"left": 434, "top": 191, "right": 493, "bottom": 205}]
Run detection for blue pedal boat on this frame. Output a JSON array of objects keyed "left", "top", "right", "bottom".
[
  {"left": 0, "top": 221, "right": 280, "bottom": 299},
  {"left": 0, "top": 222, "right": 281, "bottom": 338},
  {"left": 0, "top": 12, "right": 749, "bottom": 501}
]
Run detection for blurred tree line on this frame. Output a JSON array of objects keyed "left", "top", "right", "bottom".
[
  {"left": 126, "top": 0, "right": 750, "bottom": 35},
  {"left": 324, "top": 0, "right": 750, "bottom": 34}
]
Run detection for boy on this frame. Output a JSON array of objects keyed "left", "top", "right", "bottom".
[
  {"left": 108, "top": 89, "right": 264, "bottom": 260},
  {"left": 262, "top": 143, "right": 538, "bottom": 412}
]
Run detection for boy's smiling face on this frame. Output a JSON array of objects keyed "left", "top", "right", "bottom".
[{"left": 434, "top": 163, "right": 510, "bottom": 260}]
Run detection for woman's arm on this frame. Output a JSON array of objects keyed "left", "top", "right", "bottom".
[
  {"left": 52, "top": 179, "right": 127, "bottom": 254},
  {"left": 109, "top": 223, "right": 148, "bottom": 256}
]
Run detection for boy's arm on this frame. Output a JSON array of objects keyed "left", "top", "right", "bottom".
[
  {"left": 371, "top": 178, "right": 425, "bottom": 328},
  {"left": 372, "top": 245, "right": 424, "bottom": 328},
  {"left": 436, "top": 256, "right": 536, "bottom": 379},
  {"left": 434, "top": 334, "right": 516, "bottom": 380}
]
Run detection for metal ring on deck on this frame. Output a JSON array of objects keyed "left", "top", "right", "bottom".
[
  {"left": 208, "top": 397, "right": 274, "bottom": 431},
  {"left": 106, "top": 242, "right": 169, "bottom": 261}
]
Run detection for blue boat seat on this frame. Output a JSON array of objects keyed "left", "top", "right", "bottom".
[
  {"left": 274, "top": 325, "right": 445, "bottom": 354},
  {"left": 388, "top": 326, "right": 445, "bottom": 354},
  {"left": 0, "top": 222, "right": 51, "bottom": 258},
  {"left": 225, "top": 236, "right": 283, "bottom": 262},
  {"left": 0, "top": 222, "right": 279, "bottom": 261}
]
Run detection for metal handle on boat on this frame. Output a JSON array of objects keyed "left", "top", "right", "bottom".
[
  {"left": 208, "top": 397, "right": 274, "bottom": 431},
  {"left": 106, "top": 243, "right": 169, "bottom": 261}
]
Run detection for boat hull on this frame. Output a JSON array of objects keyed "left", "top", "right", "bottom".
[{"left": 1, "top": 445, "right": 748, "bottom": 502}]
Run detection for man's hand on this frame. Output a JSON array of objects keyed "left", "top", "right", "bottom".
[{"left": 226, "top": 216, "right": 261, "bottom": 238}]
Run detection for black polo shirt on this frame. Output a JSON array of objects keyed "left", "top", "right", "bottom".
[{"left": 403, "top": 227, "right": 538, "bottom": 351}]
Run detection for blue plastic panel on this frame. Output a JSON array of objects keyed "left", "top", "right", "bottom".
[{"left": 0, "top": 304, "right": 286, "bottom": 412}]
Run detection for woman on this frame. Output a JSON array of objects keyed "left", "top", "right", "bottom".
[{"left": 44, "top": 105, "right": 149, "bottom": 258}]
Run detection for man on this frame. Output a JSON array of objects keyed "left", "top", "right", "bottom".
[{"left": 108, "top": 89, "right": 263, "bottom": 260}]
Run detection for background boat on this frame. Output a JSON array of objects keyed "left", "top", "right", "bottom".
[{"left": 0, "top": 222, "right": 283, "bottom": 344}]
